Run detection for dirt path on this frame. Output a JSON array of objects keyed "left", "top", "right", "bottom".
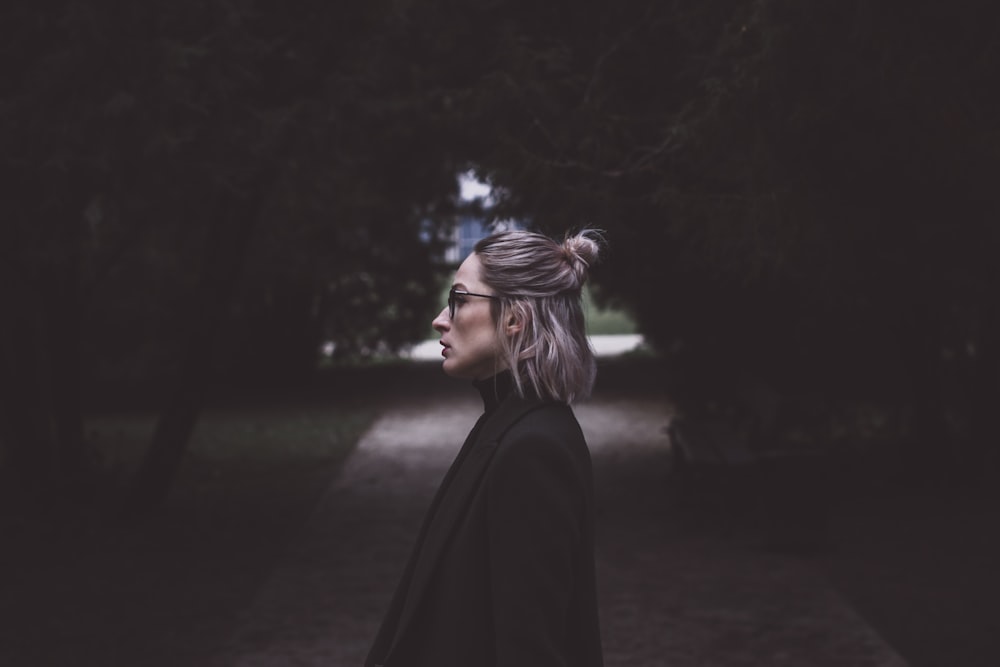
[{"left": 215, "top": 391, "right": 909, "bottom": 667}]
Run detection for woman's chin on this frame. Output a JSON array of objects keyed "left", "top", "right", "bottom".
[
  {"left": 442, "top": 356, "right": 502, "bottom": 381},
  {"left": 441, "top": 359, "right": 465, "bottom": 379}
]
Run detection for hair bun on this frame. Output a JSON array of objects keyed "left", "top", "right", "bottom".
[{"left": 562, "top": 229, "right": 603, "bottom": 288}]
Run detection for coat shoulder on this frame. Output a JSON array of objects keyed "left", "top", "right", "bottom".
[
  {"left": 495, "top": 401, "right": 589, "bottom": 462},
  {"left": 505, "top": 401, "right": 580, "bottom": 436}
]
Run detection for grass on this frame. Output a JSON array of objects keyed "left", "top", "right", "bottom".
[
  {"left": 2, "top": 401, "right": 378, "bottom": 667},
  {"left": 583, "top": 287, "right": 639, "bottom": 336},
  {"left": 90, "top": 404, "right": 375, "bottom": 473}
]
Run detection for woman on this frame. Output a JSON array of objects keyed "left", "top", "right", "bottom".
[{"left": 365, "top": 229, "right": 604, "bottom": 667}]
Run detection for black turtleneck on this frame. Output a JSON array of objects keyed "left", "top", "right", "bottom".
[{"left": 473, "top": 370, "right": 515, "bottom": 414}]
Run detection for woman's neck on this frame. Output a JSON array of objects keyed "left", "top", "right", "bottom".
[{"left": 473, "top": 369, "right": 515, "bottom": 413}]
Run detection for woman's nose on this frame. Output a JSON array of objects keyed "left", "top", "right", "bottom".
[{"left": 432, "top": 307, "right": 449, "bottom": 333}]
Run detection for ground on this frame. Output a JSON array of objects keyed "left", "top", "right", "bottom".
[{"left": 2, "top": 357, "right": 998, "bottom": 666}]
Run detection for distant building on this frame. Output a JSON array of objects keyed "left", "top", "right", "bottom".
[{"left": 443, "top": 215, "right": 521, "bottom": 265}]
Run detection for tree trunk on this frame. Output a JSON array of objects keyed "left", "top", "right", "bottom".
[
  {"left": 0, "top": 210, "right": 93, "bottom": 498},
  {"left": 0, "top": 278, "right": 55, "bottom": 489},
  {"left": 41, "top": 215, "right": 95, "bottom": 492},
  {"left": 894, "top": 305, "right": 948, "bottom": 482},
  {"left": 123, "top": 181, "right": 266, "bottom": 518},
  {"left": 967, "top": 303, "right": 1000, "bottom": 478}
]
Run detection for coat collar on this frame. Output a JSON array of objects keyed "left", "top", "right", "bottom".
[{"left": 385, "top": 393, "right": 551, "bottom": 659}]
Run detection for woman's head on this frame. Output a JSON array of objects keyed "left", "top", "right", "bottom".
[{"left": 431, "top": 229, "right": 603, "bottom": 403}]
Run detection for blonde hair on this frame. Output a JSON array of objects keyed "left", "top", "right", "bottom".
[{"left": 473, "top": 229, "right": 603, "bottom": 404}]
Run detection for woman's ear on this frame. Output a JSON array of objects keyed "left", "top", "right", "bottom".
[{"left": 505, "top": 308, "right": 527, "bottom": 336}]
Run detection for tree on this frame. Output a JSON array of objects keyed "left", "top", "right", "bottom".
[
  {"left": 1, "top": 0, "right": 465, "bottom": 510},
  {"left": 398, "top": 0, "right": 1000, "bottom": 470}
]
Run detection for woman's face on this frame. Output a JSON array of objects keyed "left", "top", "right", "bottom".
[{"left": 432, "top": 253, "right": 504, "bottom": 380}]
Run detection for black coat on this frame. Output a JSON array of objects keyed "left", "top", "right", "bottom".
[{"left": 365, "top": 388, "right": 604, "bottom": 667}]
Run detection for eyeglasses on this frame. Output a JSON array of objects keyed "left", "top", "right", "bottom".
[{"left": 448, "top": 287, "right": 500, "bottom": 319}]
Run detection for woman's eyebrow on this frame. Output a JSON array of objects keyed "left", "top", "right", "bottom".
[{"left": 452, "top": 283, "right": 467, "bottom": 290}]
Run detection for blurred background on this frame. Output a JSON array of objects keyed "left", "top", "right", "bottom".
[{"left": 1, "top": 1, "right": 998, "bottom": 665}]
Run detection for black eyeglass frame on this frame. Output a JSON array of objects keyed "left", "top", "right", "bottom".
[{"left": 448, "top": 287, "right": 501, "bottom": 319}]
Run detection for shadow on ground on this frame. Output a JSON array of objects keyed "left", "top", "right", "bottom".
[{"left": 1, "top": 356, "right": 997, "bottom": 666}]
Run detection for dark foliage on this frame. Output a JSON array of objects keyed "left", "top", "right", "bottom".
[
  {"left": 400, "top": 0, "right": 1000, "bottom": 472},
  {"left": 3, "top": 0, "right": 998, "bottom": 505}
]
